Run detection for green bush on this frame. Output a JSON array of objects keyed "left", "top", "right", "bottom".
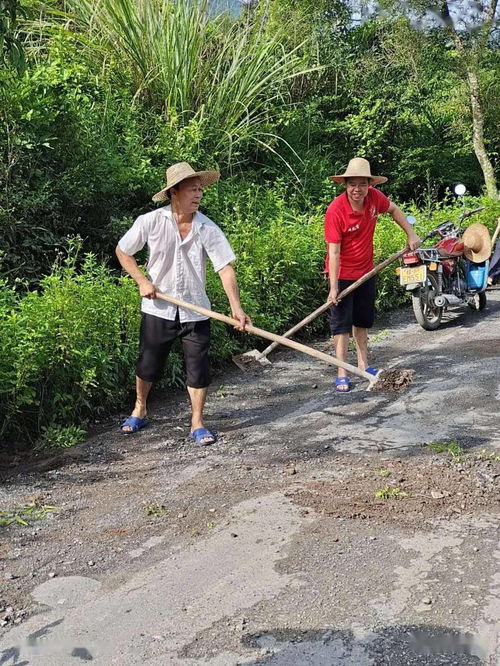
[{"left": 0, "top": 243, "right": 147, "bottom": 445}]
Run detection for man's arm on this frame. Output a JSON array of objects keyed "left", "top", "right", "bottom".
[
  {"left": 328, "top": 243, "right": 341, "bottom": 303},
  {"left": 115, "top": 246, "right": 157, "bottom": 298},
  {"left": 387, "top": 202, "right": 421, "bottom": 250},
  {"left": 218, "top": 264, "right": 251, "bottom": 331}
]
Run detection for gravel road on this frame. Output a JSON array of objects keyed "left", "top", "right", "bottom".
[{"left": 1, "top": 291, "right": 499, "bottom": 665}]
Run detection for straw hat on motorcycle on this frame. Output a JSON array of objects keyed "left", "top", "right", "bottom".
[
  {"left": 152, "top": 162, "right": 220, "bottom": 202},
  {"left": 462, "top": 223, "right": 492, "bottom": 263},
  {"left": 330, "top": 157, "right": 387, "bottom": 186}
]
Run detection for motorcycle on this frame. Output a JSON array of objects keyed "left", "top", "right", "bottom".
[{"left": 399, "top": 185, "right": 490, "bottom": 331}]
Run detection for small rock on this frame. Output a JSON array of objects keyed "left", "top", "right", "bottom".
[
  {"left": 87, "top": 560, "right": 95, "bottom": 567},
  {"left": 473, "top": 547, "right": 479, "bottom": 552},
  {"left": 230, "top": 533, "right": 238, "bottom": 538},
  {"left": 177, "top": 513, "right": 186, "bottom": 519},
  {"left": 286, "top": 466, "right": 297, "bottom": 475},
  {"left": 312, "top": 384, "right": 318, "bottom": 389},
  {"left": 421, "top": 597, "right": 432, "bottom": 605},
  {"left": 431, "top": 491, "right": 446, "bottom": 499},
  {"left": 208, "top": 508, "right": 216, "bottom": 513},
  {"left": 48, "top": 572, "right": 57, "bottom": 579}
]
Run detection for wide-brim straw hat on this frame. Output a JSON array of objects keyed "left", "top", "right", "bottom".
[
  {"left": 462, "top": 223, "right": 492, "bottom": 263},
  {"left": 330, "top": 157, "right": 387, "bottom": 186},
  {"left": 152, "top": 162, "right": 220, "bottom": 203}
]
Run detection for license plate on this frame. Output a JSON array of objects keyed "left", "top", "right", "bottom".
[{"left": 400, "top": 265, "right": 427, "bottom": 286}]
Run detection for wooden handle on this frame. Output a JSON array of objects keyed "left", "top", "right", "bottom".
[
  {"left": 336, "top": 248, "right": 407, "bottom": 302},
  {"left": 155, "top": 293, "right": 375, "bottom": 382},
  {"left": 257, "top": 300, "right": 332, "bottom": 359},
  {"left": 257, "top": 247, "right": 408, "bottom": 360},
  {"left": 491, "top": 217, "right": 500, "bottom": 248}
]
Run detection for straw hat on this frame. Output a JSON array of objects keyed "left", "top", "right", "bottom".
[
  {"left": 330, "top": 157, "right": 387, "bottom": 186},
  {"left": 152, "top": 162, "right": 220, "bottom": 203},
  {"left": 462, "top": 223, "right": 492, "bottom": 263}
]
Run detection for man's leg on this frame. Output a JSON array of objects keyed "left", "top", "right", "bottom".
[
  {"left": 352, "top": 326, "right": 369, "bottom": 371},
  {"left": 133, "top": 377, "right": 152, "bottom": 417},
  {"left": 330, "top": 280, "right": 354, "bottom": 391},
  {"left": 121, "top": 313, "right": 176, "bottom": 431},
  {"left": 187, "top": 386, "right": 208, "bottom": 432},
  {"left": 334, "top": 332, "right": 350, "bottom": 379},
  {"left": 121, "top": 377, "right": 152, "bottom": 432},
  {"left": 181, "top": 318, "right": 214, "bottom": 444},
  {"left": 351, "top": 277, "right": 376, "bottom": 373}
]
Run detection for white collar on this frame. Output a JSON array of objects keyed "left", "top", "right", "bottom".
[{"left": 162, "top": 205, "right": 205, "bottom": 226}]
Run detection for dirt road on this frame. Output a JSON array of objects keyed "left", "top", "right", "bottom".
[{"left": 1, "top": 292, "right": 499, "bottom": 665}]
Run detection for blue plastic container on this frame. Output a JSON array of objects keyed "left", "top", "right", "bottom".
[{"left": 466, "top": 260, "right": 489, "bottom": 290}]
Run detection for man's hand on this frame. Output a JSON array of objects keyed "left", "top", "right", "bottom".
[
  {"left": 406, "top": 232, "right": 421, "bottom": 251},
  {"left": 328, "top": 286, "right": 339, "bottom": 305},
  {"left": 232, "top": 307, "right": 252, "bottom": 331},
  {"left": 138, "top": 279, "right": 157, "bottom": 299}
]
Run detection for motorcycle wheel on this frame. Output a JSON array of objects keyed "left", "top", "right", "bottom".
[
  {"left": 412, "top": 272, "right": 443, "bottom": 330},
  {"left": 468, "top": 291, "right": 487, "bottom": 311}
]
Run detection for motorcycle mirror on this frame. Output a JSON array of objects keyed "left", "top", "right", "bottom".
[
  {"left": 406, "top": 215, "right": 416, "bottom": 225},
  {"left": 454, "top": 183, "right": 466, "bottom": 196}
]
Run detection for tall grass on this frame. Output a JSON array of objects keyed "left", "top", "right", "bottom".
[{"left": 60, "top": 0, "right": 318, "bottom": 166}]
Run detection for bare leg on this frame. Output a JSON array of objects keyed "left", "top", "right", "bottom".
[
  {"left": 122, "top": 376, "right": 152, "bottom": 431},
  {"left": 334, "top": 332, "right": 350, "bottom": 390},
  {"left": 353, "top": 326, "right": 369, "bottom": 371},
  {"left": 187, "top": 386, "right": 214, "bottom": 444}
]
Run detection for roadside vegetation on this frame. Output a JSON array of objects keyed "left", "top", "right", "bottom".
[{"left": 1, "top": 0, "right": 499, "bottom": 448}]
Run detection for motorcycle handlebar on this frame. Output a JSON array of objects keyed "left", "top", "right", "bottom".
[
  {"left": 459, "top": 206, "right": 485, "bottom": 220},
  {"left": 407, "top": 205, "right": 485, "bottom": 243}
]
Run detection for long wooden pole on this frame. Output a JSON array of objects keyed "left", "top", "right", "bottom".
[
  {"left": 254, "top": 247, "right": 408, "bottom": 361},
  {"left": 155, "top": 293, "right": 376, "bottom": 383},
  {"left": 491, "top": 217, "right": 500, "bottom": 248}
]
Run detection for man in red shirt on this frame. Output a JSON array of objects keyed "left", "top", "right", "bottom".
[{"left": 325, "top": 158, "right": 421, "bottom": 392}]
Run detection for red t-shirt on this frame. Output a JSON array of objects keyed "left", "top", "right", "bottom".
[{"left": 324, "top": 187, "right": 390, "bottom": 280}]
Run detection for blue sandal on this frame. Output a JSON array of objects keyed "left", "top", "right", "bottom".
[
  {"left": 334, "top": 376, "right": 351, "bottom": 392},
  {"left": 189, "top": 427, "right": 217, "bottom": 446},
  {"left": 120, "top": 416, "right": 148, "bottom": 433}
]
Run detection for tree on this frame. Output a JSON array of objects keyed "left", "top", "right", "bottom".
[
  {"left": 439, "top": 0, "right": 498, "bottom": 199},
  {"left": 373, "top": 0, "right": 499, "bottom": 198}
]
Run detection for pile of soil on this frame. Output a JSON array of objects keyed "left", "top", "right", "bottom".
[
  {"left": 370, "top": 368, "right": 415, "bottom": 392},
  {"left": 290, "top": 453, "right": 499, "bottom": 527}
]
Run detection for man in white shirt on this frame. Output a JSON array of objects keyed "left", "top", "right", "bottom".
[{"left": 116, "top": 162, "right": 251, "bottom": 445}]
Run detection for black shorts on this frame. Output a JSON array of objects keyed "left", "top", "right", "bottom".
[
  {"left": 330, "top": 277, "right": 376, "bottom": 335},
  {"left": 136, "top": 312, "right": 210, "bottom": 387}
]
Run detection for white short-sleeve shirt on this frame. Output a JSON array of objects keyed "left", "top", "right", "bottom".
[{"left": 118, "top": 206, "right": 236, "bottom": 322}]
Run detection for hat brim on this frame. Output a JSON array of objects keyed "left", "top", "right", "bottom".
[
  {"left": 329, "top": 175, "right": 388, "bottom": 186},
  {"left": 462, "top": 224, "right": 491, "bottom": 263},
  {"left": 464, "top": 247, "right": 491, "bottom": 263},
  {"left": 152, "top": 170, "right": 220, "bottom": 203}
]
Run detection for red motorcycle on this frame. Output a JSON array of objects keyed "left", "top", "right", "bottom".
[{"left": 399, "top": 192, "right": 489, "bottom": 330}]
